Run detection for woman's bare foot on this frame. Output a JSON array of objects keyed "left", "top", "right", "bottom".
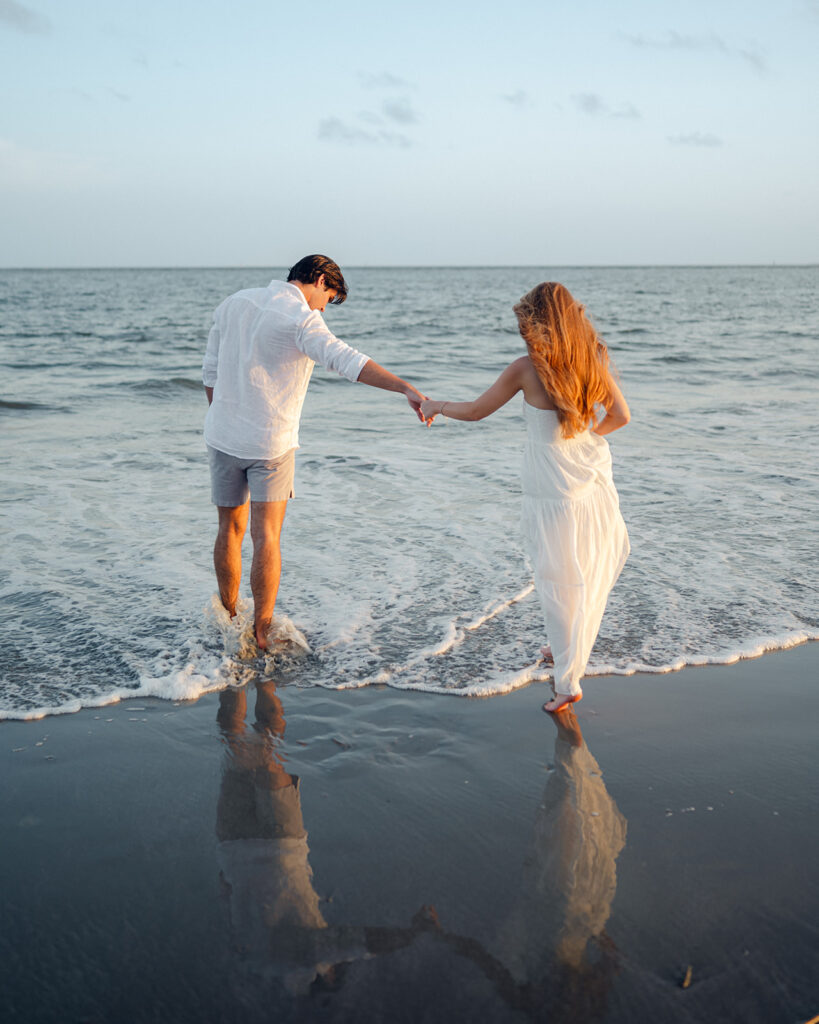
[
  {"left": 540, "top": 645, "right": 554, "bottom": 665},
  {"left": 543, "top": 691, "right": 582, "bottom": 714}
]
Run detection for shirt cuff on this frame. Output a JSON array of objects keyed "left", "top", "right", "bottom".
[{"left": 349, "top": 352, "right": 371, "bottom": 382}]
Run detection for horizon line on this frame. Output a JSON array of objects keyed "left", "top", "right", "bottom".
[{"left": 0, "top": 262, "right": 816, "bottom": 271}]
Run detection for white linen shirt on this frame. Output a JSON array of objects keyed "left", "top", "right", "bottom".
[{"left": 202, "top": 280, "right": 370, "bottom": 459}]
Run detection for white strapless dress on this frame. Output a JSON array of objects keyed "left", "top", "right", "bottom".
[{"left": 520, "top": 401, "right": 629, "bottom": 695}]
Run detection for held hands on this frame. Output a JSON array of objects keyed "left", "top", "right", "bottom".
[
  {"left": 419, "top": 398, "right": 442, "bottom": 423},
  {"left": 407, "top": 387, "right": 436, "bottom": 426}
]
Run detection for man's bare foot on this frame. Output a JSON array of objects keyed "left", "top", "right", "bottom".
[
  {"left": 255, "top": 621, "right": 270, "bottom": 651},
  {"left": 543, "top": 691, "right": 582, "bottom": 714},
  {"left": 255, "top": 621, "right": 291, "bottom": 652},
  {"left": 540, "top": 645, "right": 554, "bottom": 665}
]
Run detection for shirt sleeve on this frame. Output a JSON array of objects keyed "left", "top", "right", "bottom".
[
  {"left": 202, "top": 317, "right": 221, "bottom": 387},
  {"left": 296, "top": 311, "right": 370, "bottom": 382}
]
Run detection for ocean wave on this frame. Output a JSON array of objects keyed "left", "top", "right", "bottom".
[
  {"left": 761, "top": 366, "right": 819, "bottom": 380},
  {"left": 127, "top": 376, "right": 204, "bottom": 394},
  {"left": 298, "top": 454, "right": 397, "bottom": 476},
  {"left": 87, "top": 376, "right": 204, "bottom": 397},
  {"left": 652, "top": 352, "right": 701, "bottom": 364},
  {"left": 1, "top": 360, "right": 75, "bottom": 370},
  {"left": 0, "top": 398, "right": 68, "bottom": 412}
]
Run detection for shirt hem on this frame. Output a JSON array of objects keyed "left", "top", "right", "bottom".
[{"left": 205, "top": 437, "right": 300, "bottom": 461}]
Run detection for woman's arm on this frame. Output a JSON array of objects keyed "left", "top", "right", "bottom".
[
  {"left": 420, "top": 358, "right": 527, "bottom": 422},
  {"left": 593, "top": 376, "right": 630, "bottom": 436}
]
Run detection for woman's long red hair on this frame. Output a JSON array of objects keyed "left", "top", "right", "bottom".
[{"left": 514, "top": 282, "right": 612, "bottom": 439}]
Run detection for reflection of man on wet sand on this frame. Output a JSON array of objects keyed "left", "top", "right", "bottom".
[{"left": 216, "top": 682, "right": 364, "bottom": 995}]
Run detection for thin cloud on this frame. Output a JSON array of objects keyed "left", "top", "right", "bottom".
[
  {"left": 318, "top": 117, "right": 411, "bottom": 148},
  {"left": 668, "top": 132, "right": 723, "bottom": 147},
  {"left": 623, "top": 30, "right": 767, "bottom": 73},
  {"left": 625, "top": 29, "right": 726, "bottom": 51},
  {"left": 359, "top": 71, "right": 410, "bottom": 90},
  {"left": 382, "top": 97, "right": 417, "bottom": 124},
  {"left": 322, "top": 75, "right": 419, "bottom": 145},
  {"left": 574, "top": 92, "right": 607, "bottom": 115},
  {"left": 106, "top": 87, "right": 131, "bottom": 102},
  {"left": 611, "top": 102, "right": 640, "bottom": 119},
  {"left": 572, "top": 93, "right": 641, "bottom": 119},
  {"left": 736, "top": 47, "right": 766, "bottom": 73},
  {"left": 0, "top": 0, "right": 50, "bottom": 34},
  {"left": 501, "top": 90, "right": 529, "bottom": 108}
]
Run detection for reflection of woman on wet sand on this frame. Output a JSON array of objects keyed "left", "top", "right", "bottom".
[{"left": 495, "top": 708, "right": 627, "bottom": 1019}]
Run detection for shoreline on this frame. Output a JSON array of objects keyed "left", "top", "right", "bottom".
[
  {"left": 2, "top": 633, "right": 817, "bottom": 723},
  {"left": 2, "top": 644, "right": 818, "bottom": 1023}
]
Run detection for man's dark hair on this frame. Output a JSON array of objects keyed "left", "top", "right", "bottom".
[{"left": 287, "top": 255, "right": 348, "bottom": 304}]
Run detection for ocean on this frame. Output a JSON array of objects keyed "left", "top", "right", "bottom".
[{"left": 1, "top": 266, "right": 817, "bottom": 720}]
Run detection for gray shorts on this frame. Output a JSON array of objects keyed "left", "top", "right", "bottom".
[{"left": 208, "top": 445, "right": 295, "bottom": 506}]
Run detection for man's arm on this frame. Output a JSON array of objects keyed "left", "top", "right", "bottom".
[
  {"left": 202, "top": 317, "right": 220, "bottom": 404},
  {"left": 357, "top": 359, "right": 429, "bottom": 423},
  {"left": 297, "top": 314, "right": 431, "bottom": 423}
]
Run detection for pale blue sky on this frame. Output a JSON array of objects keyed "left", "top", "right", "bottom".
[{"left": 1, "top": 0, "right": 817, "bottom": 265}]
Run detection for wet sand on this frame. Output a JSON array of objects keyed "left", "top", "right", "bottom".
[{"left": 2, "top": 643, "right": 818, "bottom": 1024}]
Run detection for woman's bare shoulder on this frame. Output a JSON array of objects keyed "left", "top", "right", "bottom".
[
  {"left": 505, "top": 355, "right": 532, "bottom": 378},
  {"left": 517, "top": 356, "right": 557, "bottom": 409}
]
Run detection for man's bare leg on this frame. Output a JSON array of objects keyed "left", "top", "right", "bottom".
[
  {"left": 214, "top": 503, "right": 249, "bottom": 616},
  {"left": 250, "top": 499, "right": 288, "bottom": 650}
]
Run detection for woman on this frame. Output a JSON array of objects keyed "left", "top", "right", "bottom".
[{"left": 420, "top": 283, "right": 630, "bottom": 712}]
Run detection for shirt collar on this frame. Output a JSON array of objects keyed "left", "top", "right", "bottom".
[{"left": 272, "top": 279, "right": 310, "bottom": 308}]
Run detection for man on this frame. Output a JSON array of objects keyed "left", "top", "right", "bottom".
[{"left": 202, "top": 254, "right": 429, "bottom": 650}]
